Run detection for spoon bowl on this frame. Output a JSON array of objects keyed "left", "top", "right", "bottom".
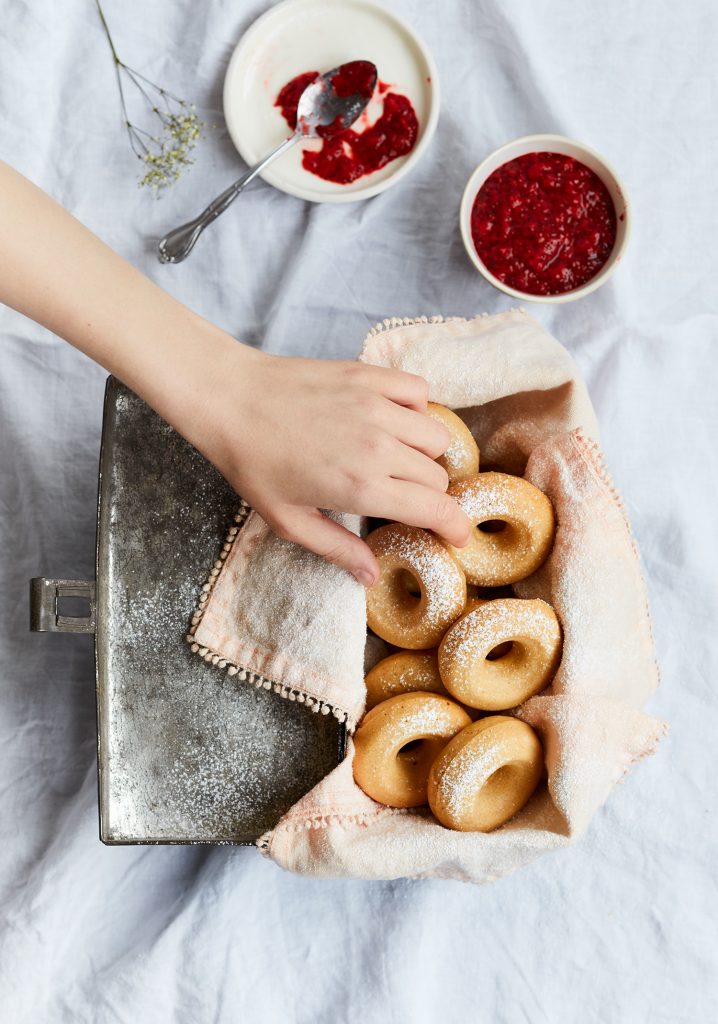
[{"left": 297, "top": 61, "right": 378, "bottom": 137}]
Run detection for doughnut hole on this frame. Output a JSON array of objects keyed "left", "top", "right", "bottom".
[
  {"left": 400, "top": 570, "right": 422, "bottom": 599},
  {"left": 392, "top": 735, "right": 452, "bottom": 789},
  {"left": 380, "top": 565, "right": 425, "bottom": 626},
  {"left": 398, "top": 738, "right": 425, "bottom": 758},
  {"left": 454, "top": 512, "right": 539, "bottom": 586},
  {"left": 486, "top": 640, "right": 514, "bottom": 660},
  {"left": 474, "top": 515, "right": 527, "bottom": 557},
  {"left": 477, "top": 519, "right": 507, "bottom": 534},
  {"left": 447, "top": 756, "right": 539, "bottom": 831}
]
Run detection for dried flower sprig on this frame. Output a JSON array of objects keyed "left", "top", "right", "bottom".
[{"left": 94, "top": 0, "right": 203, "bottom": 193}]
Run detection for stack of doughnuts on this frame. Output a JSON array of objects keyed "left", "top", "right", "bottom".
[{"left": 353, "top": 404, "right": 562, "bottom": 833}]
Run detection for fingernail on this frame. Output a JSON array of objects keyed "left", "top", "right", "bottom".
[{"left": 355, "top": 569, "right": 377, "bottom": 587}]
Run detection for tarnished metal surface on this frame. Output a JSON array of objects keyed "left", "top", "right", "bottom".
[{"left": 95, "top": 377, "right": 344, "bottom": 844}]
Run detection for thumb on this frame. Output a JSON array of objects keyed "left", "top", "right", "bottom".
[{"left": 270, "top": 506, "right": 379, "bottom": 587}]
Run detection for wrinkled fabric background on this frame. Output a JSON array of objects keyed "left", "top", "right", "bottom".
[{"left": 1, "top": 0, "right": 716, "bottom": 1020}]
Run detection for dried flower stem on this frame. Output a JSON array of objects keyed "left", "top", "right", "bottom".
[{"left": 94, "top": 0, "right": 203, "bottom": 193}]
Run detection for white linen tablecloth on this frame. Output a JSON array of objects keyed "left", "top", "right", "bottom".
[{"left": 1, "top": 1, "right": 716, "bottom": 1020}]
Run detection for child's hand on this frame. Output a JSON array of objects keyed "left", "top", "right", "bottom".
[{"left": 179, "top": 342, "right": 471, "bottom": 585}]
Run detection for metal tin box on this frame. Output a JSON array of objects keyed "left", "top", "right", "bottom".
[{"left": 30, "top": 378, "right": 344, "bottom": 844}]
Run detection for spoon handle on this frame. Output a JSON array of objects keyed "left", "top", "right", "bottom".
[{"left": 158, "top": 134, "right": 298, "bottom": 264}]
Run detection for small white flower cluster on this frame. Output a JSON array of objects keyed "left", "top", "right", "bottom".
[{"left": 138, "top": 103, "right": 203, "bottom": 193}]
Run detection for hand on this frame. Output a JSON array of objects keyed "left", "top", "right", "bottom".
[{"left": 177, "top": 340, "right": 471, "bottom": 585}]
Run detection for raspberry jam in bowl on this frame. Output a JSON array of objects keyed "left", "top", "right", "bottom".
[{"left": 460, "top": 135, "right": 630, "bottom": 303}]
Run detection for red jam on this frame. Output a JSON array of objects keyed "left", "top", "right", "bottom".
[
  {"left": 275, "top": 71, "right": 419, "bottom": 185},
  {"left": 470, "top": 152, "right": 617, "bottom": 295},
  {"left": 329, "top": 60, "right": 376, "bottom": 100}
]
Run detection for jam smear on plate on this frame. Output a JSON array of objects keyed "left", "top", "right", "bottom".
[
  {"left": 470, "top": 152, "right": 617, "bottom": 296},
  {"left": 275, "top": 71, "right": 319, "bottom": 130},
  {"left": 275, "top": 71, "right": 419, "bottom": 185}
]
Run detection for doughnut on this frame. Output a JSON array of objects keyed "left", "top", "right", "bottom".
[
  {"left": 353, "top": 692, "right": 472, "bottom": 807},
  {"left": 365, "top": 524, "right": 467, "bottom": 648},
  {"left": 439, "top": 597, "right": 562, "bottom": 710},
  {"left": 426, "top": 403, "right": 480, "bottom": 484},
  {"left": 428, "top": 716, "right": 543, "bottom": 832},
  {"left": 443, "top": 472, "right": 555, "bottom": 586},
  {"left": 364, "top": 650, "right": 448, "bottom": 709}
]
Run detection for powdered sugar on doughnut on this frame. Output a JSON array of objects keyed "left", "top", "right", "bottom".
[
  {"left": 366, "top": 524, "right": 466, "bottom": 646},
  {"left": 365, "top": 652, "right": 443, "bottom": 706},
  {"left": 443, "top": 433, "right": 466, "bottom": 473},
  {"left": 442, "top": 599, "right": 559, "bottom": 668},
  {"left": 387, "top": 660, "right": 438, "bottom": 693},
  {"left": 446, "top": 472, "right": 555, "bottom": 585},
  {"left": 454, "top": 474, "right": 547, "bottom": 535},
  {"left": 427, "top": 403, "right": 480, "bottom": 484},
  {"left": 376, "top": 695, "right": 468, "bottom": 749},
  {"left": 434, "top": 740, "right": 506, "bottom": 818},
  {"left": 438, "top": 598, "right": 563, "bottom": 711},
  {"left": 385, "top": 529, "right": 462, "bottom": 626}
]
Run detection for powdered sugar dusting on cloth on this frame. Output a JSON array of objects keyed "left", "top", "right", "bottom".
[
  {"left": 192, "top": 509, "right": 368, "bottom": 724},
  {"left": 516, "top": 431, "right": 660, "bottom": 707}
]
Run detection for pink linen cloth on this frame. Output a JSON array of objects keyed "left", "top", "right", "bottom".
[{"left": 189, "top": 310, "right": 665, "bottom": 883}]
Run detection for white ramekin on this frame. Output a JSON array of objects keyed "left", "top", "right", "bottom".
[{"left": 460, "top": 134, "right": 631, "bottom": 304}]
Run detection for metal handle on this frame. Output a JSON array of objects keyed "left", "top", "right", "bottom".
[
  {"left": 30, "top": 578, "right": 96, "bottom": 634},
  {"left": 158, "top": 134, "right": 298, "bottom": 264}
]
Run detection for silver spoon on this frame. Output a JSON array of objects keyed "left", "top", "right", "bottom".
[{"left": 158, "top": 60, "right": 378, "bottom": 264}]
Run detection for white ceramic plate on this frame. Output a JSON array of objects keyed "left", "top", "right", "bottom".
[{"left": 223, "top": 0, "right": 439, "bottom": 203}]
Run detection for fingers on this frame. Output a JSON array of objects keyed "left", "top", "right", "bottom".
[
  {"left": 385, "top": 482, "right": 472, "bottom": 546},
  {"left": 349, "top": 480, "right": 472, "bottom": 547},
  {"left": 379, "top": 402, "right": 451, "bottom": 459},
  {"left": 357, "top": 364, "right": 429, "bottom": 412},
  {"left": 268, "top": 505, "right": 380, "bottom": 586},
  {"left": 387, "top": 437, "right": 450, "bottom": 492}
]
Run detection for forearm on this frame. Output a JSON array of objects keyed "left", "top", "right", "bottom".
[{"left": 0, "top": 160, "right": 246, "bottom": 427}]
